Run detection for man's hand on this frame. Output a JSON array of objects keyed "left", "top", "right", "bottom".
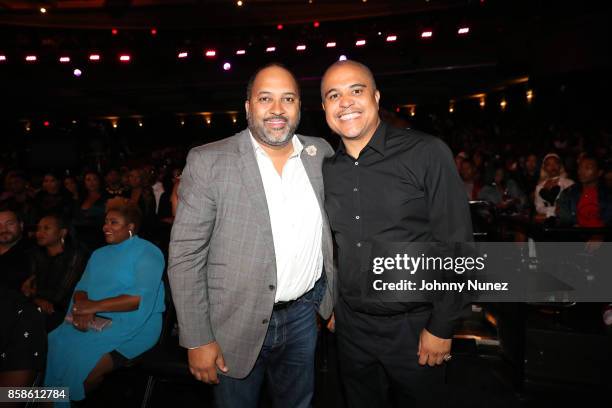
[
  {"left": 417, "top": 328, "right": 452, "bottom": 367},
  {"left": 188, "top": 342, "right": 229, "bottom": 384},
  {"left": 33, "top": 298, "right": 55, "bottom": 314},
  {"left": 326, "top": 312, "right": 336, "bottom": 333}
]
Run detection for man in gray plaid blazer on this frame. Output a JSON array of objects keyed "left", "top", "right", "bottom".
[{"left": 168, "top": 63, "right": 335, "bottom": 408}]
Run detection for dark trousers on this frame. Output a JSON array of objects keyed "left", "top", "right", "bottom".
[{"left": 335, "top": 298, "right": 447, "bottom": 408}]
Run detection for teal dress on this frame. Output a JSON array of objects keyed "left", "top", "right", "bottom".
[{"left": 44, "top": 236, "right": 165, "bottom": 403}]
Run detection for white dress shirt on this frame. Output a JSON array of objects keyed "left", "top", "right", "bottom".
[{"left": 250, "top": 133, "right": 323, "bottom": 302}]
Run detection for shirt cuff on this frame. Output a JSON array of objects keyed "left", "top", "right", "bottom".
[{"left": 426, "top": 313, "right": 455, "bottom": 340}]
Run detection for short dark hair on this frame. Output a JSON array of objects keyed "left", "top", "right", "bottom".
[
  {"left": 0, "top": 206, "right": 22, "bottom": 223},
  {"left": 580, "top": 155, "right": 601, "bottom": 169},
  {"left": 245, "top": 62, "right": 300, "bottom": 101},
  {"left": 39, "top": 212, "right": 70, "bottom": 230},
  {"left": 106, "top": 198, "right": 143, "bottom": 233}
]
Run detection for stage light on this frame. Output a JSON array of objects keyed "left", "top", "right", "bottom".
[
  {"left": 458, "top": 27, "right": 470, "bottom": 35},
  {"left": 500, "top": 98, "right": 507, "bottom": 111},
  {"left": 205, "top": 50, "right": 216, "bottom": 57},
  {"left": 180, "top": 120, "right": 185, "bottom": 126},
  {"left": 421, "top": 30, "right": 433, "bottom": 38},
  {"left": 326, "top": 42, "right": 336, "bottom": 48},
  {"left": 112, "top": 120, "right": 118, "bottom": 129},
  {"left": 206, "top": 117, "right": 212, "bottom": 125},
  {"left": 296, "top": 45, "right": 306, "bottom": 51},
  {"left": 386, "top": 35, "right": 397, "bottom": 42},
  {"left": 236, "top": 49, "right": 246, "bottom": 55},
  {"left": 25, "top": 55, "right": 37, "bottom": 62},
  {"left": 111, "top": 28, "right": 118, "bottom": 35},
  {"left": 43, "top": 121, "right": 50, "bottom": 127},
  {"left": 355, "top": 39, "right": 366, "bottom": 46},
  {"left": 40, "top": 7, "right": 47, "bottom": 14},
  {"left": 150, "top": 28, "right": 157, "bottom": 36},
  {"left": 119, "top": 55, "right": 131, "bottom": 62},
  {"left": 138, "top": 121, "right": 143, "bottom": 127},
  {"left": 339, "top": 55, "right": 347, "bottom": 61},
  {"left": 0, "top": 55, "right": 7, "bottom": 62},
  {"left": 237, "top": 0, "right": 243, "bottom": 6},
  {"left": 89, "top": 54, "right": 101, "bottom": 61},
  {"left": 266, "top": 46, "right": 276, "bottom": 52},
  {"left": 313, "top": 21, "right": 320, "bottom": 28},
  {"left": 73, "top": 68, "right": 82, "bottom": 77},
  {"left": 277, "top": 24, "right": 283, "bottom": 30},
  {"left": 178, "top": 52, "right": 189, "bottom": 58},
  {"left": 526, "top": 89, "right": 534, "bottom": 103},
  {"left": 232, "top": 116, "right": 237, "bottom": 124},
  {"left": 59, "top": 56, "right": 70, "bottom": 63},
  {"left": 449, "top": 100, "right": 455, "bottom": 113},
  {"left": 409, "top": 106, "right": 416, "bottom": 117},
  {"left": 479, "top": 95, "right": 486, "bottom": 108},
  {"left": 223, "top": 62, "right": 231, "bottom": 70}
]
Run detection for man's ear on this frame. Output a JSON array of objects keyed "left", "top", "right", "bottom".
[
  {"left": 321, "top": 101, "right": 326, "bottom": 112},
  {"left": 375, "top": 90, "right": 381, "bottom": 106},
  {"left": 244, "top": 100, "right": 250, "bottom": 120}
]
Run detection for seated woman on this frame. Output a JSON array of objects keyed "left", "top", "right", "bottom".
[
  {"left": 22, "top": 213, "right": 89, "bottom": 332},
  {"left": 33, "top": 171, "right": 75, "bottom": 222},
  {"left": 43, "top": 199, "right": 165, "bottom": 405},
  {"left": 478, "top": 165, "right": 526, "bottom": 214},
  {"left": 73, "top": 171, "right": 108, "bottom": 250}
]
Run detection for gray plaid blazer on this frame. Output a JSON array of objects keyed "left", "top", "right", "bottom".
[{"left": 168, "top": 129, "right": 336, "bottom": 379}]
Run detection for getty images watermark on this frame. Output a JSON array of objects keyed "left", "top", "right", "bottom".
[
  {"left": 371, "top": 252, "right": 510, "bottom": 292},
  {"left": 360, "top": 241, "right": 612, "bottom": 303}
]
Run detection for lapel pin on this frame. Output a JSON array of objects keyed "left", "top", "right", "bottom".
[{"left": 305, "top": 145, "right": 317, "bottom": 156}]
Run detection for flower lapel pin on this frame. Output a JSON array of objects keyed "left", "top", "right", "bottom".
[{"left": 305, "top": 145, "right": 317, "bottom": 156}]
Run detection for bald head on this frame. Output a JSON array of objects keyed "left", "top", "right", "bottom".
[
  {"left": 320, "top": 60, "right": 381, "bottom": 150},
  {"left": 321, "top": 60, "right": 377, "bottom": 99}
]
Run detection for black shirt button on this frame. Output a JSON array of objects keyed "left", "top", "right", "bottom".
[
  {"left": 269, "top": 285, "right": 275, "bottom": 291},
  {"left": 353, "top": 187, "right": 358, "bottom": 192},
  {"left": 354, "top": 161, "right": 359, "bottom": 166},
  {"left": 356, "top": 242, "right": 362, "bottom": 248},
  {"left": 262, "top": 319, "right": 269, "bottom": 324},
  {"left": 355, "top": 216, "right": 360, "bottom": 220}
]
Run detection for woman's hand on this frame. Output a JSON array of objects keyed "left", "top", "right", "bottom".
[
  {"left": 72, "top": 299, "right": 100, "bottom": 316},
  {"left": 72, "top": 312, "right": 94, "bottom": 332}
]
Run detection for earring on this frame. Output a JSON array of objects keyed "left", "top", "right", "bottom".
[
  {"left": 129, "top": 230, "right": 133, "bottom": 238},
  {"left": 60, "top": 237, "right": 65, "bottom": 246}
]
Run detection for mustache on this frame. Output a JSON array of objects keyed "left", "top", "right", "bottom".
[{"left": 264, "top": 115, "right": 288, "bottom": 122}]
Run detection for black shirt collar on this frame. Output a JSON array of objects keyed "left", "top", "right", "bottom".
[{"left": 335, "top": 120, "right": 387, "bottom": 159}]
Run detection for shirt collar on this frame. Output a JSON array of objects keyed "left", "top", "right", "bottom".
[
  {"left": 334, "top": 120, "right": 387, "bottom": 159},
  {"left": 249, "top": 130, "right": 302, "bottom": 159}
]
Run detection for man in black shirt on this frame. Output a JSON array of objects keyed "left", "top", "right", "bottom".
[{"left": 321, "top": 60, "right": 472, "bottom": 407}]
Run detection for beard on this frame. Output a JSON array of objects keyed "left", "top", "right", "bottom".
[
  {"left": 248, "top": 113, "right": 300, "bottom": 147},
  {"left": 0, "top": 232, "right": 19, "bottom": 245}
]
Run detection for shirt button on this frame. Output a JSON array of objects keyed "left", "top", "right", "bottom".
[
  {"left": 355, "top": 216, "right": 360, "bottom": 220},
  {"left": 354, "top": 161, "right": 359, "bottom": 166},
  {"left": 353, "top": 187, "right": 358, "bottom": 192},
  {"left": 262, "top": 319, "right": 269, "bottom": 324},
  {"left": 356, "top": 242, "right": 362, "bottom": 248},
  {"left": 269, "top": 285, "right": 275, "bottom": 291}
]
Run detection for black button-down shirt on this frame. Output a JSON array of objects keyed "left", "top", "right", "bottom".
[{"left": 323, "top": 121, "right": 473, "bottom": 338}]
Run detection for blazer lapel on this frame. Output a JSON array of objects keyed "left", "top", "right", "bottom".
[
  {"left": 236, "top": 131, "right": 275, "bottom": 258},
  {"left": 298, "top": 138, "right": 325, "bottom": 209}
]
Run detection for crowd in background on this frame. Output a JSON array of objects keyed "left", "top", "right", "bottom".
[{"left": 1, "top": 113, "right": 611, "bottom": 394}]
